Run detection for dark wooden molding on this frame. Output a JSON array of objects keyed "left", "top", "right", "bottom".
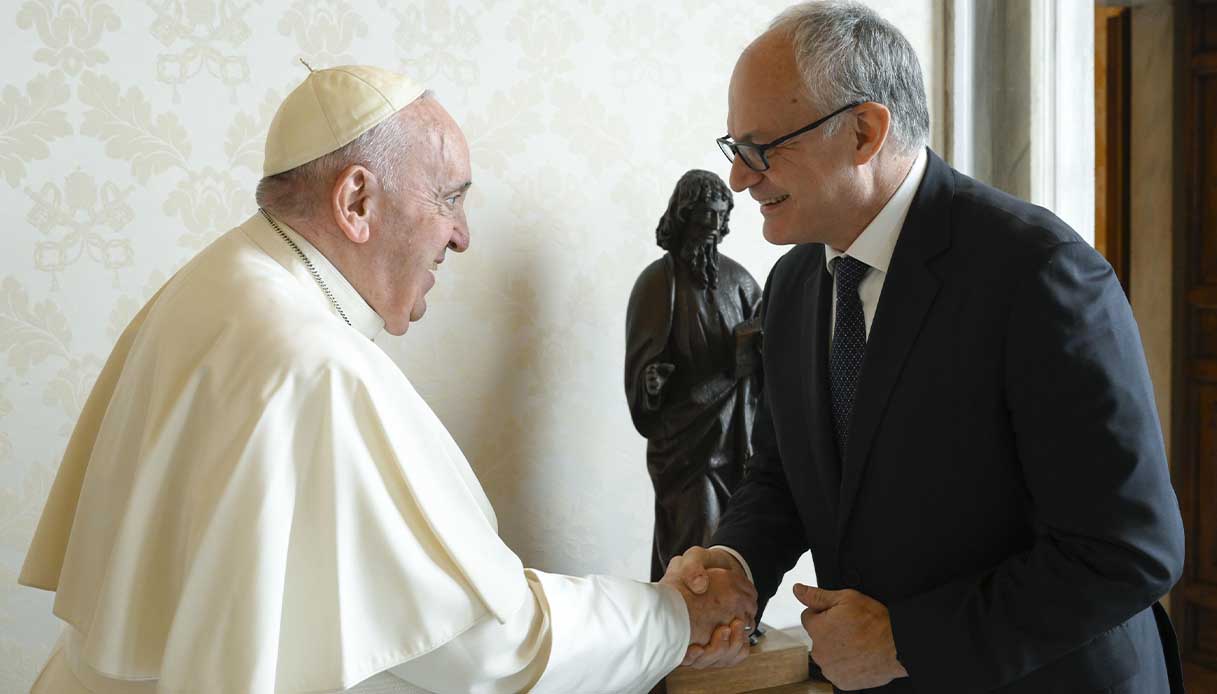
[{"left": 1173, "top": 0, "right": 1217, "bottom": 682}]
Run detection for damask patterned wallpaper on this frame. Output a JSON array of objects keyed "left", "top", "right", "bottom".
[{"left": 0, "top": 1, "right": 941, "bottom": 689}]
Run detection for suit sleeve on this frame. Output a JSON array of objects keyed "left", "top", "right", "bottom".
[
  {"left": 711, "top": 266, "right": 810, "bottom": 616},
  {"left": 888, "top": 241, "right": 1185, "bottom": 691}
]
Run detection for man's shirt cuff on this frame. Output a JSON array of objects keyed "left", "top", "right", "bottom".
[{"left": 709, "top": 545, "right": 753, "bottom": 584}]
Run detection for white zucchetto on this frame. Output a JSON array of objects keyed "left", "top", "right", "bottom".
[{"left": 262, "top": 64, "right": 426, "bottom": 177}]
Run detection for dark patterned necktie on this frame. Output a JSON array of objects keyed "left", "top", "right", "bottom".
[{"left": 829, "top": 255, "right": 870, "bottom": 461}]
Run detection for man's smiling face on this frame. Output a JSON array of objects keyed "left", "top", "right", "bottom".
[{"left": 725, "top": 30, "right": 857, "bottom": 247}]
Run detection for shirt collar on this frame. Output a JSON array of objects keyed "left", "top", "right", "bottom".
[
  {"left": 246, "top": 210, "right": 385, "bottom": 340},
  {"left": 825, "top": 147, "right": 928, "bottom": 275}
]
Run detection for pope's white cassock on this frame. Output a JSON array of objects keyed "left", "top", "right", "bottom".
[{"left": 18, "top": 65, "right": 690, "bottom": 694}]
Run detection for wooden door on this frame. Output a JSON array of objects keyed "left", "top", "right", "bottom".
[
  {"left": 1095, "top": 5, "right": 1131, "bottom": 294},
  {"left": 1175, "top": 0, "right": 1217, "bottom": 690}
]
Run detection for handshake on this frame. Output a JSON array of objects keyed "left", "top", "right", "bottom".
[
  {"left": 659, "top": 547, "right": 910, "bottom": 689},
  {"left": 659, "top": 546, "right": 757, "bottom": 670}
]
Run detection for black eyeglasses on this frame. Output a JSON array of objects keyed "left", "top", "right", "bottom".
[{"left": 716, "top": 102, "right": 865, "bottom": 172}]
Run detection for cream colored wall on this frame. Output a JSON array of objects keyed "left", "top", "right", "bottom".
[{"left": 0, "top": 1, "right": 942, "bottom": 689}]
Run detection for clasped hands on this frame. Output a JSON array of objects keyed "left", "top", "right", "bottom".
[
  {"left": 663, "top": 546, "right": 908, "bottom": 689},
  {"left": 659, "top": 546, "right": 757, "bottom": 669}
]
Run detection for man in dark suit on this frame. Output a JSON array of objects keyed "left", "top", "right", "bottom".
[{"left": 669, "top": 2, "right": 1186, "bottom": 692}]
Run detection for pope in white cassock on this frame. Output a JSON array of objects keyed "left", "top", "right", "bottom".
[{"left": 18, "top": 65, "right": 758, "bottom": 693}]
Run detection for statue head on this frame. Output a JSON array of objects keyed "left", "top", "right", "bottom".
[
  {"left": 656, "top": 169, "right": 734, "bottom": 252},
  {"left": 655, "top": 170, "right": 734, "bottom": 290}
]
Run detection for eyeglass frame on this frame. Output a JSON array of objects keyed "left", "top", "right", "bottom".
[{"left": 716, "top": 101, "right": 867, "bottom": 172}]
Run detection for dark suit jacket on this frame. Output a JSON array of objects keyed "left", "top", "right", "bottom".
[{"left": 712, "top": 150, "right": 1186, "bottom": 693}]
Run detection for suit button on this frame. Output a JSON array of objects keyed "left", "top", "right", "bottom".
[{"left": 844, "top": 569, "right": 861, "bottom": 588}]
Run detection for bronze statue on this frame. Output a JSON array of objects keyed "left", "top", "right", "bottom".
[{"left": 625, "top": 169, "right": 763, "bottom": 582}]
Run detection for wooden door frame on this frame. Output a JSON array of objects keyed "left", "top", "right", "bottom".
[
  {"left": 1095, "top": 5, "right": 1132, "bottom": 294},
  {"left": 1169, "top": 0, "right": 1188, "bottom": 674},
  {"left": 1171, "top": 0, "right": 1217, "bottom": 687}
]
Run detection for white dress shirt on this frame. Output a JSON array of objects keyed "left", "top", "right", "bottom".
[
  {"left": 715, "top": 148, "right": 928, "bottom": 586},
  {"left": 825, "top": 148, "right": 928, "bottom": 340}
]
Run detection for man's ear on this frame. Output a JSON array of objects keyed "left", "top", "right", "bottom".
[
  {"left": 330, "top": 164, "right": 378, "bottom": 244},
  {"left": 850, "top": 102, "right": 891, "bottom": 166}
]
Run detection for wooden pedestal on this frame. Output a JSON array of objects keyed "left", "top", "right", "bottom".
[{"left": 662, "top": 626, "right": 813, "bottom": 694}]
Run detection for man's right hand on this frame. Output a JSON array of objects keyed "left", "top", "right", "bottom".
[
  {"left": 660, "top": 548, "right": 757, "bottom": 669},
  {"left": 666, "top": 546, "right": 750, "bottom": 596}
]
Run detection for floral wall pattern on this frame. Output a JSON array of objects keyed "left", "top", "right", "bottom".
[{"left": 0, "top": 1, "right": 942, "bottom": 689}]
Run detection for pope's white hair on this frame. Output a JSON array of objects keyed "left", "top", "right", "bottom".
[
  {"left": 255, "top": 91, "right": 433, "bottom": 218},
  {"left": 770, "top": 1, "right": 929, "bottom": 154}
]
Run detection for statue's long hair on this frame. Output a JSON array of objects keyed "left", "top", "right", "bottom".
[{"left": 655, "top": 170, "right": 734, "bottom": 252}]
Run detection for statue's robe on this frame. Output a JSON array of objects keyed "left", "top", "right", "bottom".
[
  {"left": 624, "top": 253, "right": 762, "bottom": 581},
  {"left": 21, "top": 213, "right": 688, "bottom": 694}
]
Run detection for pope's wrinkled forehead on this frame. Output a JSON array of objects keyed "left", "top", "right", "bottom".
[
  {"left": 435, "top": 109, "right": 472, "bottom": 185},
  {"left": 435, "top": 108, "right": 470, "bottom": 164},
  {"left": 400, "top": 97, "right": 471, "bottom": 183}
]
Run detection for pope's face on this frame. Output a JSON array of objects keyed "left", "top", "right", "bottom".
[
  {"left": 725, "top": 31, "right": 856, "bottom": 247},
  {"left": 375, "top": 102, "right": 472, "bottom": 335}
]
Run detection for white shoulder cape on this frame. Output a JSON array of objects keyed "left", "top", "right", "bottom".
[{"left": 19, "top": 214, "right": 528, "bottom": 693}]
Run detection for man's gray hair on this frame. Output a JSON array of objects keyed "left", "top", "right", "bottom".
[
  {"left": 771, "top": 1, "right": 929, "bottom": 154},
  {"left": 255, "top": 92, "right": 432, "bottom": 218}
]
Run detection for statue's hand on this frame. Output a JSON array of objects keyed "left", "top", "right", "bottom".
[{"left": 644, "top": 362, "right": 676, "bottom": 396}]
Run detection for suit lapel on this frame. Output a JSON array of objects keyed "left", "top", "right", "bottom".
[
  {"left": 800, "top": 250, "right": 841, "bottom": 516},
  {"left": 835, "top": 150, "right": 955, "bottom": 538}
]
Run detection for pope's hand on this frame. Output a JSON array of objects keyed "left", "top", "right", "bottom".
[
  {"left": 662, "top": 546, "right": 756, "bottom": 669},
  {"left": 660, "top": 567, "right": 755, "bottom": 669},
  {"left": 794, "top": 583, "right": 908, "bottom": 690}
]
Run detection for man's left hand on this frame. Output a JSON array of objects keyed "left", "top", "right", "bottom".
[{"left": 794, "top": 583, "right": 908, "bottom": 690}]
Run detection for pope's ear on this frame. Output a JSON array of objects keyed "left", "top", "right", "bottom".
[{"left": 331, "top": 164, "right": 376, "bottom": 244}]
